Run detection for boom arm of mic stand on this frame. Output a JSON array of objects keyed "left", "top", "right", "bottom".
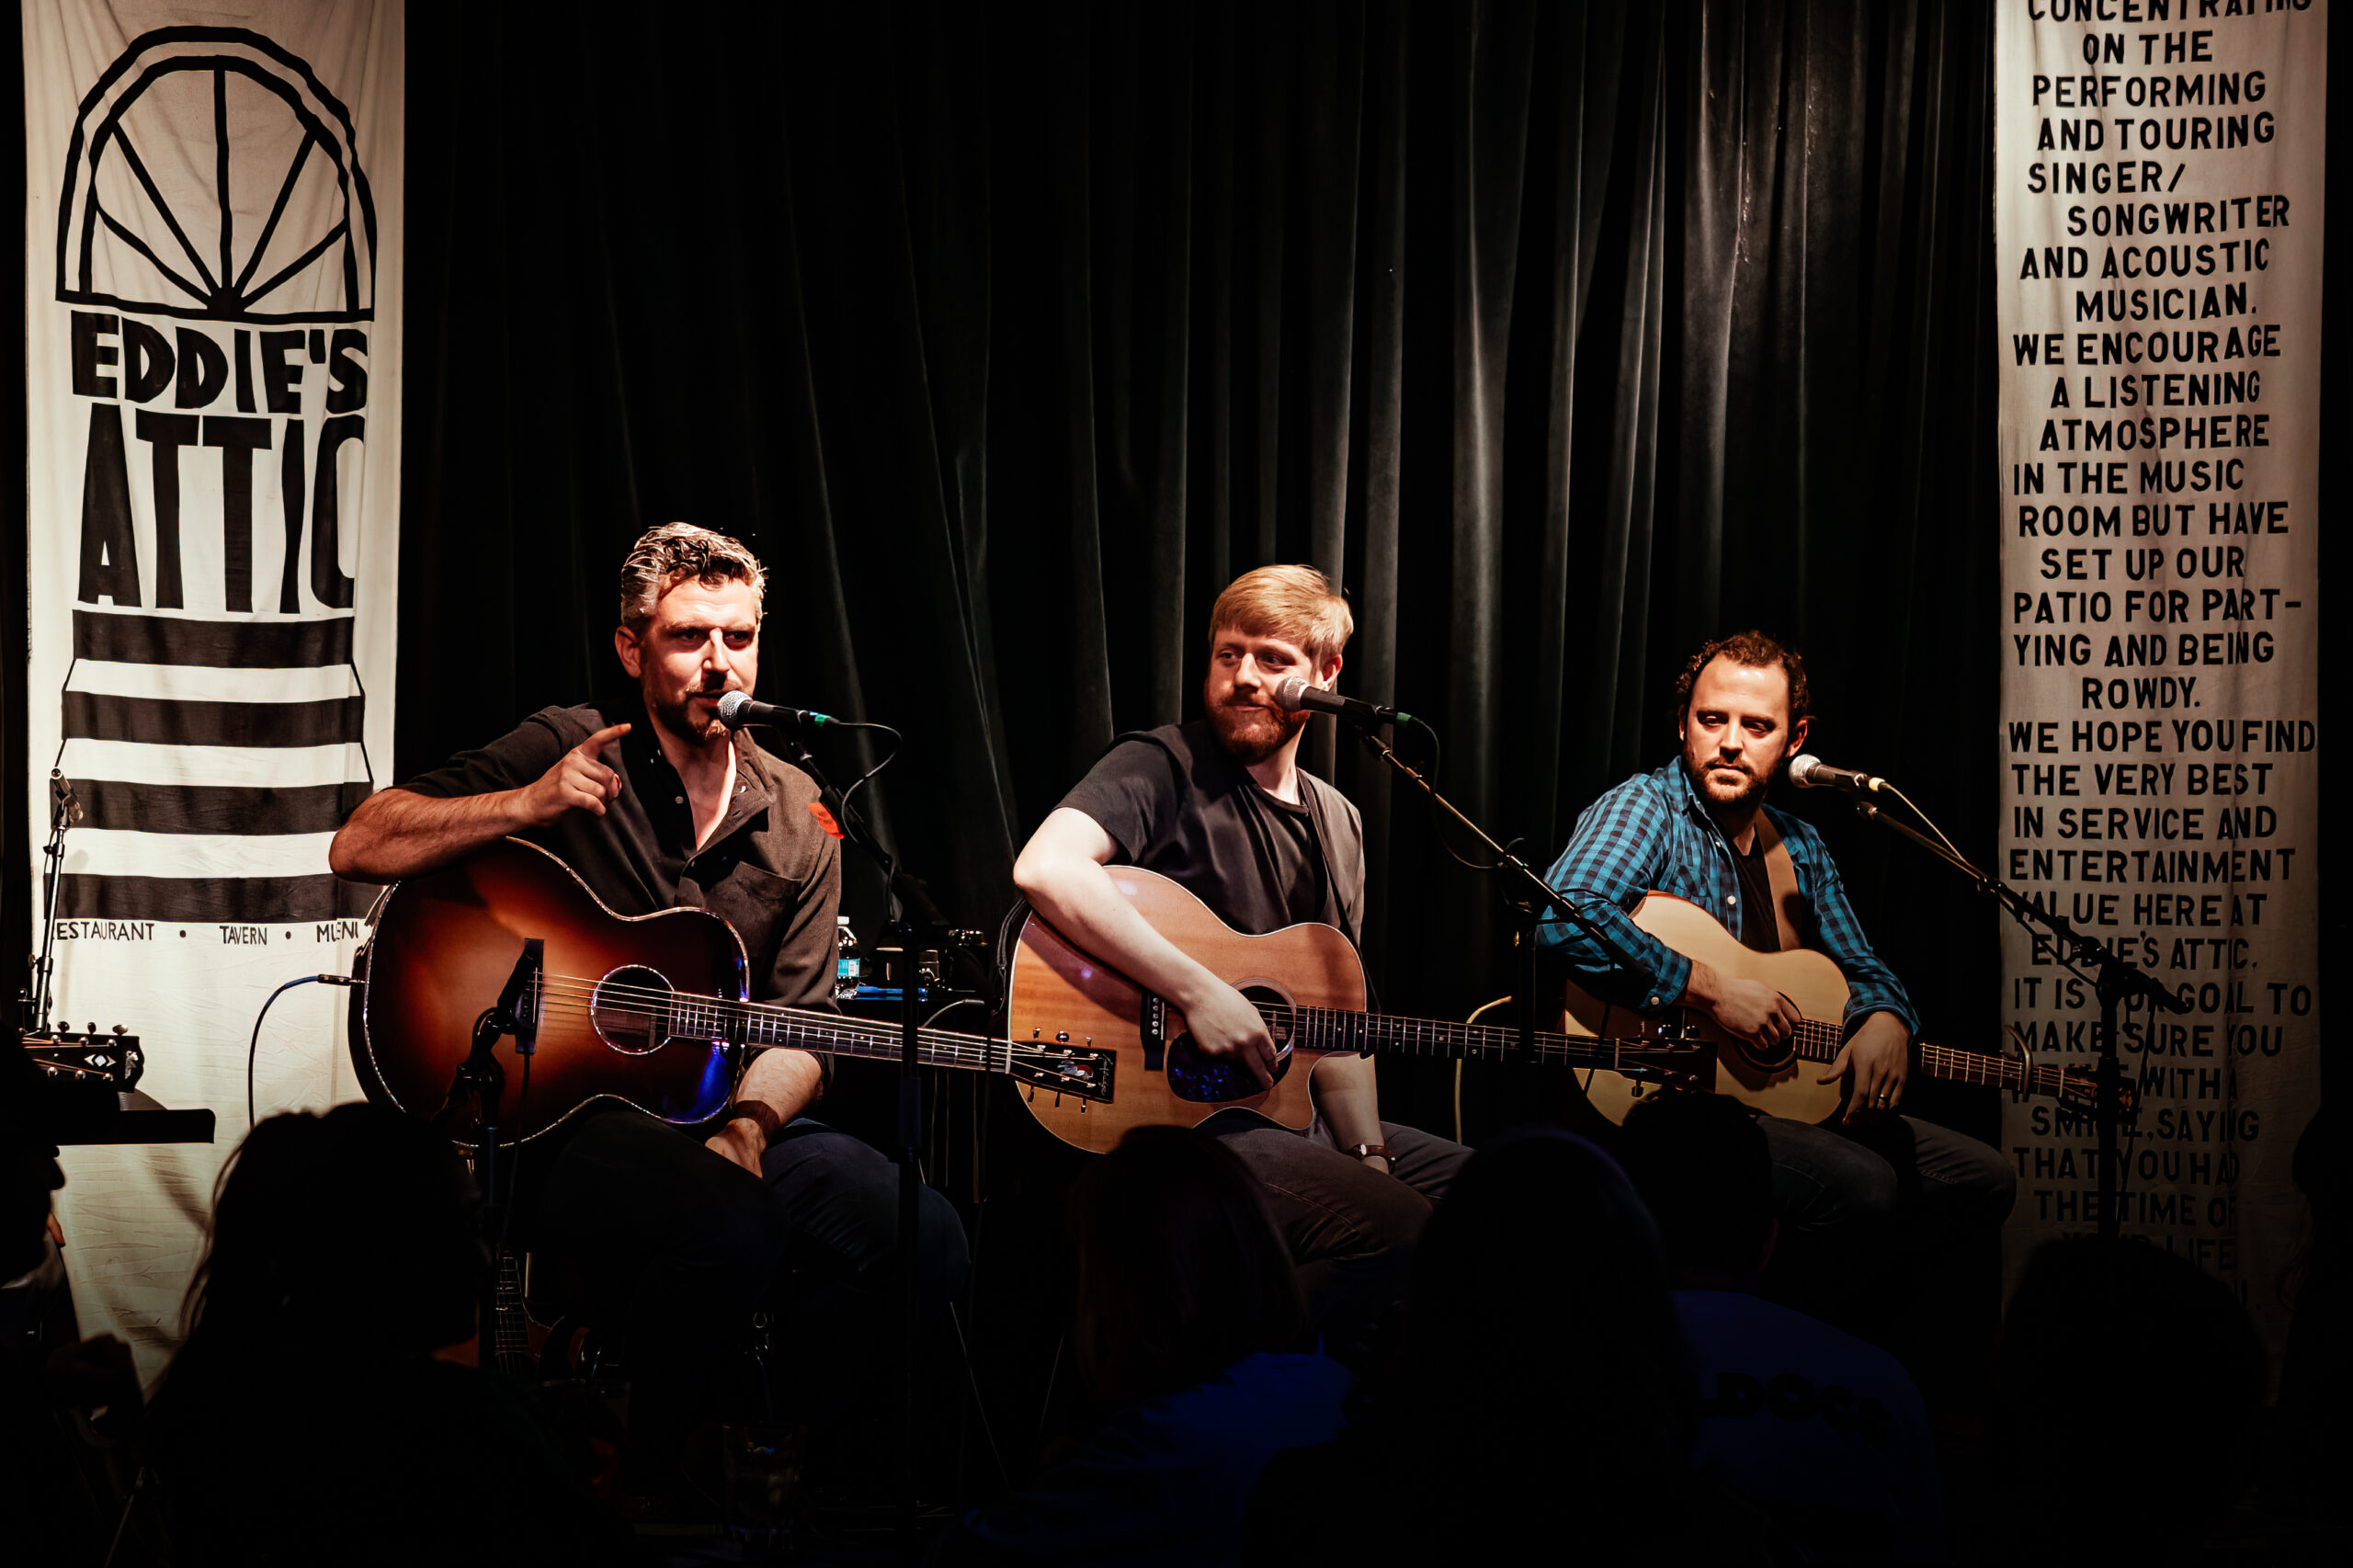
[
  {"left": 1351, "top": 727, "right": 1650, "bottom": 990},
  {"left": 1849, "top": 801, "right": 2183, "bottom": 1016},
  {"left": 1847, "top": 793, "right": 2175, "bottom": 1245}
]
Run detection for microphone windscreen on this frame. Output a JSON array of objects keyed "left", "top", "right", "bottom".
[
  {"left": 1274, "top": 676, "right": 1311, "bottom": 713},
  {"left": 1789, "top": 755, "right": 1824, "bottom": 788}
]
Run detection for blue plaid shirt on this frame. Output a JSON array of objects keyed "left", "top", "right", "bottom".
[{"left": 1538, "top": 761, "right": 1917, "bottom": 1038}]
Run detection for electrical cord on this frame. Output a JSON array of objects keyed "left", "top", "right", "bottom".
[
  {"left": 245, "top": 974, "right": 358, "bottom": 1130},
  {"left": 827, "top": 720, "right": 903, "bottom": 824}
]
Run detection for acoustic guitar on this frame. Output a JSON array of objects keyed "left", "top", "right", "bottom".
[
  {"left": 1557, "top": 892, "right": 2106, "bottom": 1124},
  {"left": 352, "top": 840, "right": 1702, "bottom": 1151},
  {"left": 1002, "top": 864, "right": 1702, "bottom": 1153}
]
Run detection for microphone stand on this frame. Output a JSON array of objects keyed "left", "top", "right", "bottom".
[
  {"left": 1841, "top": 790, "right": 2178, "bottom": 1242},
  {"left": 1348, "top": 722, "right": 1648, "bottom": 1060},
  {"left": 433, "top": 939, "right": 542, "bottom": 1361},
  {"left": 746, "top": 714, "right": 969, "bottom": 1544}
]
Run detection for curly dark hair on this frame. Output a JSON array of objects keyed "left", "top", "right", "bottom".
[{"left": 1672, "top": 630, "right": 1811, "bottom": 724}]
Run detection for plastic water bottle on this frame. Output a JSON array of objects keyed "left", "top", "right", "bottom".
[{"left": 833, "top": 916, "right": 860, "bottom": 1002}]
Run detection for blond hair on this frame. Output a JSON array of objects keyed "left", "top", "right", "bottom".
[
  {"left": 1206, "top": 565, "right": 1353, "bottom": 665},
  {"left": 617, "top": 522, "right": 767, "bottom": 629}
]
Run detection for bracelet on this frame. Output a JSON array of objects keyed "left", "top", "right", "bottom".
[
  {"left": 1347, "top": 1142, "right": 1393, "bottom": 1167},
  {"left": 729, "top": 1101, "right": 784, "bottom": 1145}
]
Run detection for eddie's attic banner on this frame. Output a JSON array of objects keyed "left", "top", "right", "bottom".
[{"left": 21, "top": 1, "right": 403, "bottom": 1376}]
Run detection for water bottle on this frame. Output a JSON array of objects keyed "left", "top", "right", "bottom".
[{"left": 833, "top": 915, "right": 860, "bottom": 1002}]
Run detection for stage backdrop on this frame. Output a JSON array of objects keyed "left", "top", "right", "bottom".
[
  {"left": 1995, "top": 0, "right": 2324, "bottom": 1367},
  {"left": 20, "top": 1, "right": 401, "bottom": 1378}
]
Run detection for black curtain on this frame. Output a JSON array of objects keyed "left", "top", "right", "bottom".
[{"left": 402, "top": 0, "right": 1999, "bottom": 1068}]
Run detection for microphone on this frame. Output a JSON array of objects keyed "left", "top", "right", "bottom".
[
  {"left": 1273, "top": 676, "right": 1414, "bottom": 729},
  {"left": 715, "top": 691, "right": 835, "bottom": 732},
  {"left": 1789, "top": 755, "right": 1886, "bottom": 796}
]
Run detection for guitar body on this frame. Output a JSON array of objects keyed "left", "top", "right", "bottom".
[
  {"left": 355, "top": 838, "right": 747, "bottom": 1143},
  {"left": 1563, "top": 892, "right": 1850, "bottom": 1126},
  {"left": 1005, "top": 868, "right": 1367, "bottom": 1154}
]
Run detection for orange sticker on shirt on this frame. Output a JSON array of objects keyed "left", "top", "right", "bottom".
[{"left": 807, "top": 801, "right": 845, "bottom": 839}]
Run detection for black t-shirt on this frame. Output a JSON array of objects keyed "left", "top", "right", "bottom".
[
  {"left": 1055, "top": 721, "right": 1366, "bottom": 945},
  {"left": 1732, "top": 831, "right": 1780, "bottom": 954},
  {"left": 396, "top": 698, "right": 841, "bottom": 1007}
]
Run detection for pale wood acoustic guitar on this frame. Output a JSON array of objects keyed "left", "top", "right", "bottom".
[{"left": 1554, "top": 892, "right": 2104, "bottom": 1124}]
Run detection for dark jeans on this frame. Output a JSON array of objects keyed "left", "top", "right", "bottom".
[
  {"left": 1757, "top": 1111, "right": 2017, "bottom": 1340},
  {"left": 523, "top": 1105, "right": 970, "bottom": 1460},
  {"left": 1206, "top": 1116, "right": 1472, "bottom": 1360}
]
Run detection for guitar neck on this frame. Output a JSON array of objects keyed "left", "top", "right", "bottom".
[
  {"left": 1293, "top": 1006, "right": 1640, "bottom": 1069},
  {"left": 722, "top": 996, "right": 1001, "bottom": 1074},
  {"left": 1783, "top": 1017, "right": 2068, "bottom": 1097}
]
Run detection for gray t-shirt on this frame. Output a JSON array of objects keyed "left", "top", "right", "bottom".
[{"left": 1055, "top": 721, "right": 1365, "bottom": 946}]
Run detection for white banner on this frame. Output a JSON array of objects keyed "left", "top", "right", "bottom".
[
  {"left": 1995, "top": 1, "right": 2324, "bottom": 1365},
  {"left": 22, "top": 2, "right": 403, "bottom": 1379}
]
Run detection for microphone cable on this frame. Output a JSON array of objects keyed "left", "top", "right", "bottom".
[{"left": 244, "top": 973, "right": 359, "bottom": 1131}]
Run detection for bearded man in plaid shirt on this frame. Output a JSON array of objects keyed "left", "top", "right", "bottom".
[{"left": 1539, "top": 631, "right": 2014, "bottom": 1330}]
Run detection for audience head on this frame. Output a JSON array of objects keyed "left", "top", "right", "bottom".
[
  {"left": 1399, "top": 1131, "right": 1688, "bottom": 1471},
  {"left": 1069, "top": 1125, "right": 1304, "bottom": 1407},
  {"left": 1, "top": 1054, "right": 68, "bottom": 1283},
  {"left": 185, "top": 1102, "right": 483, "bottom": 1356},
  {"left": 1995, "top": 1235, "right": 2264, "bottom": 1562},
  {"left": 1617, "top": 1090, "right": 1778, "bottom": 1287}
]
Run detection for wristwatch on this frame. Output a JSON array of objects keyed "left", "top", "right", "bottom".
[{"left": 1347, "top": 1142, "right": 1393, "bottom": 1169}]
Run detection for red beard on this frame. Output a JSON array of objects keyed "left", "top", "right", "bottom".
[{"left": 1211, "top": 698, "right": 1307, "bottom": 765}]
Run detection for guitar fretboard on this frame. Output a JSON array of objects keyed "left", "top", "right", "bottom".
[
  {"left": 1785, "top": 1016, "right": 2070, "bottom": 1097},
  {"left": 547, "top": 976, "right": 1016, "bottom": 1074},
  {"left": 1282, "top": 1005, "right": 1652, "bottom": 1068}
]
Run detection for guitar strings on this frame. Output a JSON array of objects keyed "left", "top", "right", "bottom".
[{"left": 514, "top": 976, "right": 1020, "bottom": 1070}]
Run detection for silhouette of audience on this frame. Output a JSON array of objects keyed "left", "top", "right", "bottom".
[
  {"left": 3, "top": 1051, "right": 140, "bottom": 1563},
  {"left": 1985, "top": 1233, "right": 2265, "bottom": 1567},
  {"left": 2272, "top": 1106, "right": 2350, "bottom": 1522},
  {"left": 1244, "top": 1130, "right": 1779, "bottom": 1564},
  {"left": 1617, "top": 1090, "right": 1946, "bottom": 1562},
  {"left": 932, "top": 1124, "right": 1352, "bottom": 1565},
  {"left": 142, "top": 1102, "right": 619, "bottom": 1566}
]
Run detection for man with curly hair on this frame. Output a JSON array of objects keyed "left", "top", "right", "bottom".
[
  {"left": 1539, "top": 631, "right": 2012, "bottom": 1325},
  {"left": 334, "top": 522, "right": 966, "bottom": 1487}
]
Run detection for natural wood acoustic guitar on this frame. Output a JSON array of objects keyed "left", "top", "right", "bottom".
[
  {"left": 1556, "top": 892, "right": 2104, "bottom": 1124},
  {"left": 352, "top": 841, "right": 1703, "bottom": 1152}
]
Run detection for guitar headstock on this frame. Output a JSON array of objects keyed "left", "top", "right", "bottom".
[
  {"left": 2054, "top": 1066, "right": 2138, "bottom": 1126},
  {"left": 20, "top": 1025, "right": 145, "bottom": 1089}
]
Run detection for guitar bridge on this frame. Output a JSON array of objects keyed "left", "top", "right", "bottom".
[
  {"left": 1008, "top": 1045, "right": 1116, "bottom": 1104},
  {"left": 1138, "top": 994, "right": 1166, "bottom": 1073}
]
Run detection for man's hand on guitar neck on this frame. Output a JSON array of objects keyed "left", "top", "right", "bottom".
[
  {"left": 1683, "top": 961, "right": 1802, "bottom": 1051},
  {"left": 1818, "top": 1011, "right": 1912, "bottom": 1125}
]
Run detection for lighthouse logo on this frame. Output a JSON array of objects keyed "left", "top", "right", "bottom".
[{"left": 56, "top": 26, "right": 378, "bottom": 323}]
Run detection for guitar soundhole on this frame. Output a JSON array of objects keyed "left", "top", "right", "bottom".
[
  {"left": 1166, "top": 986, "right": 1295, "bottom": 1104},
  {"left": 590, "top": 965, "right": 673, "bottom": 1056},
  {"left": 1722, "top": 1032, "right": 1797, "bottom": 1074}
]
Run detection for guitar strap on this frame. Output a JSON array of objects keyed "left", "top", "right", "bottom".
[{"left": 1755, "top": 816, "right": 1807, "bottom": 953}]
